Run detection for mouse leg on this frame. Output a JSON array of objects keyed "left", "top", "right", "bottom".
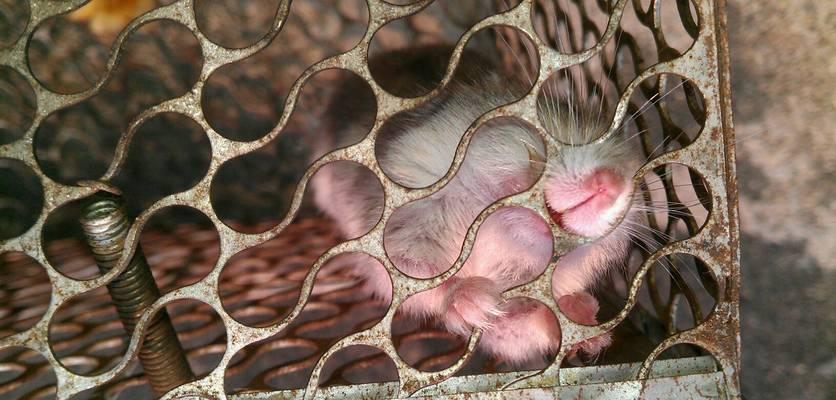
[{"left": 550, "top": 243, "right": 619, "bottom": 359}]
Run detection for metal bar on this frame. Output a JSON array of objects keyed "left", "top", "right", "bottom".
[{"left": 79, "top": 197, "right": 194, "bottom": 395}]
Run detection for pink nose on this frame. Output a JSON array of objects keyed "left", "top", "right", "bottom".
[
  {"left": 547, "top": 167, "right": 627, "bottom": 237},
  {"left": 582, "top": 168, "right": 625, "bottom": 205}
]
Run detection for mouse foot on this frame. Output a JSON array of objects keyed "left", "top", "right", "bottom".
[
  {"left": 557, "top": 292, "right": 612, "bottom": 360},
  {"left": 568, "top": 331, "right": 612, "bottom": 361},
  {"left": 442, "top": 276, "right": 503, "bottom": 336}
]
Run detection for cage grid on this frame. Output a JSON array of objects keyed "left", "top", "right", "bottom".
[{"left": 0, "top": 0, "right": 740, "bottom": 398}]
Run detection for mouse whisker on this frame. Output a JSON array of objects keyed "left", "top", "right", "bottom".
[{"left": 613, "top": 79, "right": 688, "bottom": 135}]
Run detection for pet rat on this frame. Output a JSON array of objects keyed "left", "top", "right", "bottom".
[{"left": 310, "top": 46, "right": 644, "bottom": 365}]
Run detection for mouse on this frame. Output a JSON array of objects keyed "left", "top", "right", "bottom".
[{"left": 309, "top": 45, "right": 647, "bottom": 366}]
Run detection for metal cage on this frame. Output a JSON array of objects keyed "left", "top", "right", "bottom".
[{"left": 0, "top": 0, "right": 740, "bottom": 398}]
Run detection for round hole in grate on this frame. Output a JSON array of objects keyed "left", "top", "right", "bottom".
[
  {"left": 0, "top": 347, "right": 57, "bottom": 400},
  {"left": 224, "top": 336, "right": 320, "bottom": 392},
  {"left": 532, "top": 0, "right": 611, "bottom": 54},
  {"left": 67, "top": 0, "right": 157, "bottom": 38},
  {"left": 219, "top": 249, "right": 302, "bottom": 328},
  {"left": 166, "top": 300, "right": 227, "bottom": 379},
  {"left": 396, "top": 295, "right": 560, "bottom": 373},
  {"left": 140, "top": 206, "right": 220, "bottom": 294},
  {"left": 308, "top": 161, "right": 384, "bottom": 238},
  {"left": 536, "top": 68, "right": 705, "bottom": 156},
  {"left": 0, "top": 0, "right": 29, "bottom": 48},
  {"left": 617, "top": 0, "right": 701, "bottom": 70},
  {"left": 623, "top": 74, "right": 707, "bottom": 160},
  {"left": 638, "top": 253, "right": 720, "bottom": 331},
  {"left": 194, "top": 0, "right": 282, "bottom": 49},
  {"left": 568, "top": 265, "right": 660, "bottom": 365},
  {"left": 210, "top": 148, "right": 302, "bottom": 234},
  {"left": 26, "top": 0, "right": 177, "bottom": 93},
  {"left": 209, "top": 68, "right": 376, "bottom": 234},
  {"left": 493, "top": 297, "right": 560, "bottom": 370},
  {"left": 656, "top": 0, "right": 700, "bottom": 57},
  {"left": 257, "top": 340, "right": 322, "bottom": 390},
  {"left": 0, "top": 158, "right": 43, "bottom": 241},
  {"left": 637, "top": 162, "right": 713, "bottom": 242},
  {"left": 294, "top": 253, "right": 390, "bottom": 338},
  {"left": 594, "top": 249, "right": 721, "bottom": 366},
  {"left": 42, "top": 196, "right": 100, "bottom": 281},
  {"left": 370, "top": 16, "right": 535, "bottom": 98},
  {"left": 112, "top": 113, "right": 211, "bottom": 215},
  {"left": 43, "top": 197, "right": 204, "bottom": 283},
  {"left": 393, "top": 316, "right": 467, "bottom": 373},
  {"left": 48, "top": 285, "right": 129, "bottom": 376},
  {"left": 220, "top": 246, "right": 391, "bottom": 389},
  {"left": 201, "top": 0, "right": 368, "bottom": 141},
  {"left": 0, "top": 252, "right": 51, "bottom": 340},
  {"left": 26, "top": 9, "right": 108, "bottom": 94},
  {"left": 33, "top": 20, "right": 203, "bottom": 184},
  {"left": 374, "top": 28, "right": 539, "bottom": 188},
  {"left": 219, "top": 225, "right": 389, "bottom": 329},
  {"left": 0, "top": 66, "right": 36, "bottom": 145},
  {"left": 216, "top": 217, "right": 339, "bottom": 327},
  {"left": 318, "top": 345, "right": 398, "bottom": 387},
  {"left": 304, "top": 68, "right": 377, "bottom": 160},
  {"left": 536, "top": 41, "right": 621, "bottom": 145}
]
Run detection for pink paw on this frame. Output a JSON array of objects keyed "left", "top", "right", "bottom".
[
  {"left": 557, "top": 292, "right": 612, "bottom": 359},
  {"left": 569, "top": 330, "right": 612, "bottom": 359},
  {"left": 442, "top": 277, "right": 503, "bottom": 336},
  {"left": 557, "top": 292, "right": 600, "bottom": 325}
]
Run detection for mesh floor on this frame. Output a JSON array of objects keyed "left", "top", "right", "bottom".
[{"left": 1, "top": 218, "right": 679, "bottom": 399}]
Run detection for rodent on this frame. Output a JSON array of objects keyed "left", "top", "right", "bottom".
[{"left": 310, "top": 46, "right": 645, "bottom": 365}]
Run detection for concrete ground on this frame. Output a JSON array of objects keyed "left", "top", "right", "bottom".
[{"left": 726, "top": 1, "right": 835, "bottom": 399}]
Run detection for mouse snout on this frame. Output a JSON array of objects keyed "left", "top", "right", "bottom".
[
  {"left": 580, "top": 168, "right": 625, "bottom": 210},
  {"left": 546, "top": 167, "right": 631, "bottom": 237}
]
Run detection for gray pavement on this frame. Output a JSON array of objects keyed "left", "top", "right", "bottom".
[{"left": 726, "top": 1, "right": 835, "bottom": 399}]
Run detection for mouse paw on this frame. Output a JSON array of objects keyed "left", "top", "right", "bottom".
[
  {"left": 568, "top": 331, "right": 612, "bottom": 360},
  {"left": 443, "top": 276, "right": 503, "bottom": 336},
  {"left": 558, "top": 292, "right": 612, "bottom": 360},
  {"left": 557, "top": 292, "right": 600, "bottom": 325}
]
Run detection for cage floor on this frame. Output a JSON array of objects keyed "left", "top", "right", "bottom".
[{"left": 1, "top": 218, "right": 662, "bottom": 399}]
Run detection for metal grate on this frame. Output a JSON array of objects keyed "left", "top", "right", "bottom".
[{"left": 0, "top": 0, "right": 740, "bottom": 398}]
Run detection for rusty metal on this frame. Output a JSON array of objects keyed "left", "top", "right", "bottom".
[
  {"left": 0, "top": 220, "right": 472, "bottom": 397},
  {"left": 229, "top": 356, "right": 726, "bottom": 399},
  {"left": 0, "top": 0, "right": 740, "bottom": 399},
  {"left": 79, "top": 197, "right": 194, "bottom": 395}
]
